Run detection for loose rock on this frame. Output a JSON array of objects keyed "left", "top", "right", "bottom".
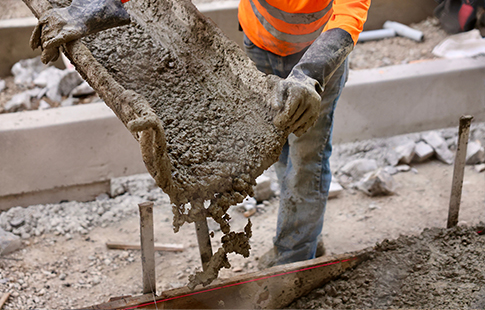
[
  {"left": 59, "top": 70, "right": 84, "bottom": 96},
  {"left": 328, "top": 182, "right": 343, "bottom": 198},
  {"left": 33, "top": 66, "right": 64, "bottom": 88},
  {"left": 4, "top": 91, "right": 32, "bottom": 112},
  {"left": 253, "top": 175, "right": 274, "bottom": 202},
  {"left": 394, "top": 141, "right": 415, "bottom": 165},
  {"left": 357, "top": 168, "right": 396, "bottom": 196},
  {"left": 71, "top": 81, "right": 95, "bottom": 97},
  {"left": 0, "top": 227, "right": 22, "bottom": 255},
  {"left": 422, "top": 131, "right": 454, "bottom": 164},
  {"left": 396, "top": 165, "right": 411, "bottom": 172},
  {"left": 38, "top": 99, "right": 51, "bottom": 110},
  {"left": 11, "top": 57, "right": 47, "bottom": 86},
  {"left": 466, "top": 140, "right": 485, "bottom": 165},
  {"left": 340, "top": 159, "right": 378, "bottom": 180},
  {"left": 413, "top": 141, "right": 434, "bottom": 162},
  {"left": 0, "top": 79, "right": 5, "bottom": 92}
]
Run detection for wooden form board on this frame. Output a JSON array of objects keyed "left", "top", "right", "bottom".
[{"left": 82, "top": 250, "right": 369, "bottom": 309}]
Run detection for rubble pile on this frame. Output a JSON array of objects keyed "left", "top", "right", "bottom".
[
  {"left": 0, "top": 174, "right": 166, "bottom": 241},
  {"left": 0, "top": 56, "right": 98, "bottom": 113},
  {"left": 331, "top": 123, "right": 485, "bottom": 196}
]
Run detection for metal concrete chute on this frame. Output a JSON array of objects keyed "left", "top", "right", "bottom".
[{"left": 23, "top": 0, "right": 289, "bottom": 292}]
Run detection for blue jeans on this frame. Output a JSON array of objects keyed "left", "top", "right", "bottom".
[{"left": 243, "top": 34, "right": 348, "bottom": 264}]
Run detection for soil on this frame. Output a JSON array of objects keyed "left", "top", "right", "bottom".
[{"left": 289, "top": 225, "right": 485, "bottom": 309}]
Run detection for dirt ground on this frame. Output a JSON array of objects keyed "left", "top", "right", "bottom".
[{"left": 1, "top": 160, "right": 485, "bottom": 309}]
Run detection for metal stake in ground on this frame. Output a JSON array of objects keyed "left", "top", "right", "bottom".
[
  {"left": 447, "top": 115, "right": 473, "bottom": 228},
  {"left": 192, "top": 201, "right": 213, "bottom": 271},
  {"left": 139, "top": 201, "right": 156, "bottom": 294}
]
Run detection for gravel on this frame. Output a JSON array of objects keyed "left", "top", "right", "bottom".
[{"left": 0, "top": 174, "right": 169, "bottom": 239}]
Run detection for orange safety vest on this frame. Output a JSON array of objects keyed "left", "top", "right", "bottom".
[{"left": 238, "top": 0, "right": 370, "bottom": 56}]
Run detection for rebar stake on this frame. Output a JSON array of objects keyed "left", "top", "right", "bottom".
[
  {"left": 447, "top": 115, "right": 473, "bottom": 228},
  {"left": 139, "top": 201, "right": 156, "bottom": 294},
  {"left": 192, "top": 201, "right": 213, "bottom": 271}
]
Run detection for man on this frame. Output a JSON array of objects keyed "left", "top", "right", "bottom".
[
  {"left": 238, "top": 0, "right": 370, "bottom": 268},
  {"left": 31, "top": 0, "right": 370, "bottom": 268}
]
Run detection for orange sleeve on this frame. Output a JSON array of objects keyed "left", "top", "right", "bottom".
[{"left": 323, "top": 0, "right": 371, "bottom": 44}]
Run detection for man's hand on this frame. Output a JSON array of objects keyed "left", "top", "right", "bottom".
[
  {"left": 30, "top": 0, "right": 130, "bottom": 64},
  {"left": 273, "top": 76, "right": 321, "bottom": 137},
  {"left": 272, "top": 28, "right": 355, "bottom": 137},
  {"left": 30, "top": 8, "right": 86, "bottom": 64}
]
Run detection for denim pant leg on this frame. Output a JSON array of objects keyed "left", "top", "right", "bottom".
[
  {"left": 243, "top": 33, "right": 348, "bottom": 264},
  {"left": 274, "top": 61, "right": 348, "bottom": 264}
]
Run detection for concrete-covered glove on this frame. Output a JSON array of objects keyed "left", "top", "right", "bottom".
[
  {"left": 273, "top": 28, "right": 354, "bottom": 137},
  {"left": 30, "top": 0, "right": 130, "bottom": 64}
]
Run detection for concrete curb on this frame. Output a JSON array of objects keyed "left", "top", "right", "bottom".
[
  {"left": 0, "top": 103, "right": 146, "bottom": 210},
  {"left": 334, "top": 56, "right": 485, "bottom": 143},
  {"left": 1, "top": 57, "right": 484, "bottom": 209}
]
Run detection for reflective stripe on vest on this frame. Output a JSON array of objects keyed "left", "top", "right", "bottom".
[{"left": 239, "top": 0, "right": 333, "bottom": 55}]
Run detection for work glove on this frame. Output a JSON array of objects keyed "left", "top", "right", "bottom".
[
  {"left": 273, "top": 28, "right": 354, "bottom": 137},
  {"left": 30, "top": 0, "right": 131, "bottom": 64}
]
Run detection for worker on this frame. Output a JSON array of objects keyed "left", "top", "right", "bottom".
[
  {"left": 239, "top": 0, "right": 370, "bottom": 268},
  {"left": 30, "top": 0, "right": 370, "bottom": 268}
]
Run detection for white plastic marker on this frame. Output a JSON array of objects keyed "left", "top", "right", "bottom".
[
  {"left": 383, "top": 21, "right": 424, "bottom": 42},
  {"left": 358, "top": 28, "right": 396, "bottom": 42}
]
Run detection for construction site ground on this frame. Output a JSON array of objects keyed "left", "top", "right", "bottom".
[
  {"left": 1, "top": 159, "right": 485, "bottom": 309},
  {"left": 2, "top": 3, "right": 485, "bottom": 309}
]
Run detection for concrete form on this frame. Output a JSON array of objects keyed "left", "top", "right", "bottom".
[{"left": 1, "top": 57, "right": 484, "bottom": 209}]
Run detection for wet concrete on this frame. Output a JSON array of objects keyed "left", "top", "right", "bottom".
[
  {"left": 47, "top": 0, "right": 287, "bottom": 287},
  {"left": 290, "top": 224, "right": 485, "bottom": 308}
]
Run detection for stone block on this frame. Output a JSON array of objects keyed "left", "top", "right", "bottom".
[
  {"left": 395, "top": 141, "right": 416, "bottom": 164},
  {"left": 422, "top": 131, "right": 454, "bottom": 164},
  {"left": 413, "top": 141, "right": 435, "bottom": 162},
  {"left": 357, "top": 168, "right": 397, "bottom": 196},
  {"left": 253, "top": 175, "right": 274, "bottom": 202},
  {"left": 466, "top": 140, "right": 485, "bottom": 165},
  {"left": 329, "top": 182, "right": 343, "bottom": 198},
  {"left": 340, "top": 159, "right": 378, "bottom": 180}
]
